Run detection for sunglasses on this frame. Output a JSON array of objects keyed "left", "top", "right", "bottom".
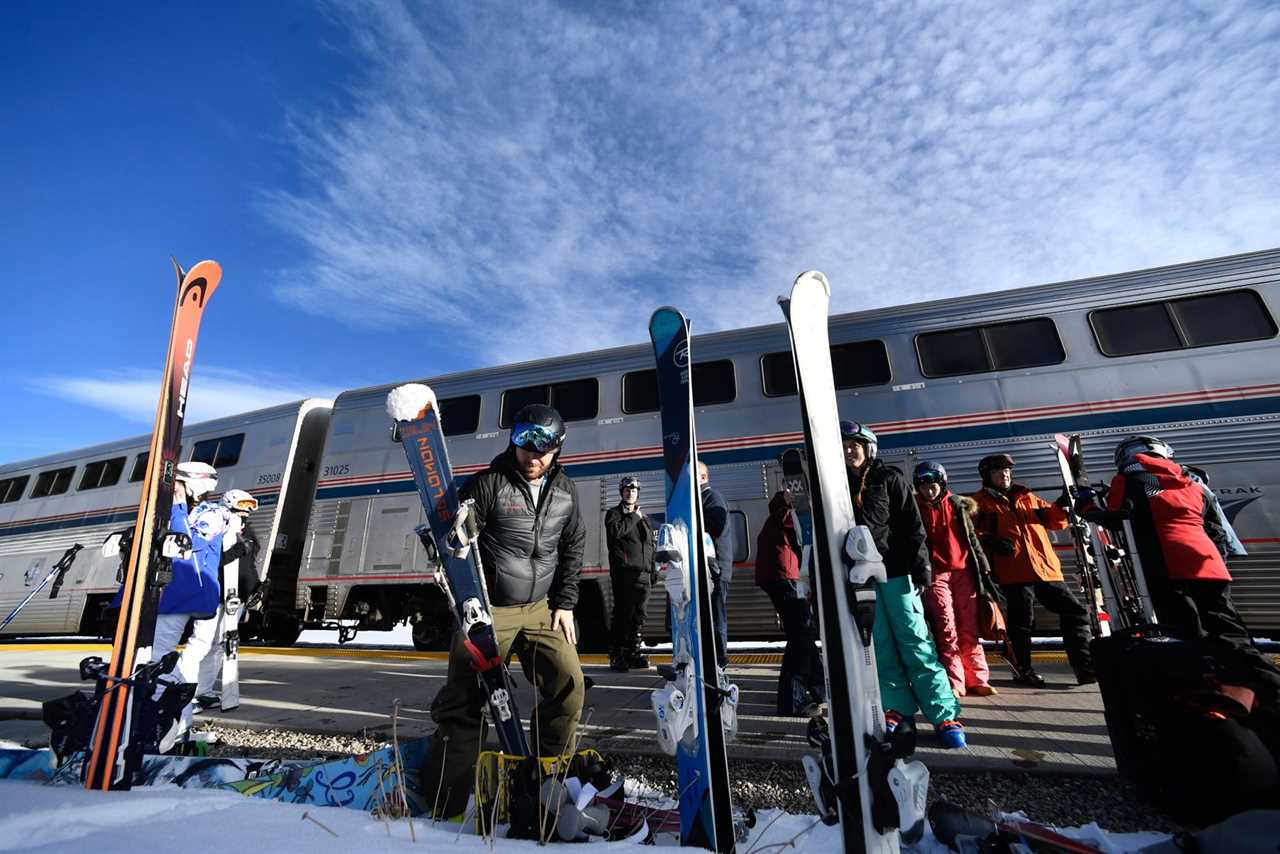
[{"left": 511, "top": 422, "right": 561, "bottom": 453}]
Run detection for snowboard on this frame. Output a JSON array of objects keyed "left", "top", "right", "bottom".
[
  {"left": 225, "top": 736, "right": 431, "bottom": 814},
  {"left": 84, "top": 258, "right": 222, "bottom": 791},
  {"left": 648, "top": 307, "right": 737, "bottom": 853},
  {"left": 385, "top": 384, "right": 530, "bottom": 756},
  {"left": 780, "top": 272, "right": 928, "bottom": 852}
]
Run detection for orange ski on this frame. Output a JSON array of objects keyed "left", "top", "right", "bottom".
[{"left": 83, "top": 259, "right": 221, "bottom": 791}]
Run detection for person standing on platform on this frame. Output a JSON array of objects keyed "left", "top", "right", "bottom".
[{"left": 605, "top": 476, "right": 655, "bottom": 672}]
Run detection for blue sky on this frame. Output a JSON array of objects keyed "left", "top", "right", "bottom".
[{"left": 4, "top": 0, "right": 1279, "bottom": 463}]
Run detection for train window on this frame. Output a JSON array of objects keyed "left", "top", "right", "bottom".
[
  {"left": 621, "top": 361, "right": 735, "bottom": 411},
  {"left": 917, "top": 318, "right": 1064, "bottom": 377},
  {"left": 1091, "top": 289, "right": 1277, "bottom": 356},
  {"left": 129, "top": 453, "right": 149, "bottom": 482},
  {"left": 833, "top": 340, "right": 892, "bottom": 388},
  {"left": 760, "top": 352, "right": 797, "bottom": 397},
  {"left": 0, "top": 475, "right": 29, "bottom": 503},
  {"left": 551, "top": 378, "right": 599, "bottom": 422},
  {"left": 440, "top": 395, "right": 482, "bottom": 436},
  {"left": 762, "top": 340, "right": 891, "bottom": 397},
  {"left": 500, "top": 378, "right": 599, "bottom": 427},
  {"left": 31, "top": 466, "right": 75, "bottom": 498},
  {"left": 1172, "top": 290, "right": 1277, "bottom": 348},
  {"left": 621, "top": 370, "right": 659, "bottom": 414},
  {"left": 917, "top": 327, "right": 988, "bottom": 376},
  {"left": 191, "top": 433, "right": 245, "bottom": 468},
  {"left": 985, "top": 318, "right": 1065, "bottom": 369},
  {"left": 693, "top": 360, "right": 736, "bottom": 406},
  {"left": 501, "top": 385, "right": 549, "bottom": 426},
  {"left": 79, "top": 457, "right": 126, "bottom": 490},
  {"left": 1090, "top": 302, "right": 1181, "bottom": 356}
]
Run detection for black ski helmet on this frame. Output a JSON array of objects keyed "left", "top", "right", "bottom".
[
  {"left": 619, "top": 476, "right": 640, "bottom": 493},
  {"left": 913, "top": 460, "right": 948, "bottom": 489},
  {"left": 978, "top": 453, "right": 1015, "bottom": 485},
  {"left": 1114, "top": 434, "right": 1173, "bottom": 470},
  {"left": 509, "top": 404, "right": 566, "bottom": 453}
]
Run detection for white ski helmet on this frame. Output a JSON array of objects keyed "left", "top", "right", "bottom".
[
  {"left": 221, "top": 488, "right": 258, "bottom": 514},
  {"left": 1114, "top": 435, "right": 1174, "bottom": 470},
  {"left": 175, "top": 461, "right": 218, "bottom": 499}
]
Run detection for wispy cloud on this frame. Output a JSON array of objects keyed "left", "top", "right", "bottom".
[
  {"left": 36, "top": 367, "right": 343, "bottom": 426},
  {"left": 264, "top": 0, "right": 1280, "bottom": 362}
]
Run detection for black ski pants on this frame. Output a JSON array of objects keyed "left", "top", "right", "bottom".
[
  {"left": 1151, "top": 579, "right": 1280, "bottom": 704},
  {"left": 609, "top": 566, "right": 652, "bottom": 650},
  {"left": 760, "top": 578, "right": 822, "bottom": 714},
  {"left": 710, "top": 566, "right": 731, "bottom": 667},
  {"left": 1001, "top": 580, "right": 1095, "bottom": 679}
]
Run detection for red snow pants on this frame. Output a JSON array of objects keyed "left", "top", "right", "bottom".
[{"left": 923, "top": 568, "right": 990, "bottom": 695}]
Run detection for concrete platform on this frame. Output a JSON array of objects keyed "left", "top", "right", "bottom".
[{"left": 1, "top": 642, "right": 1111, "bottom": 774}]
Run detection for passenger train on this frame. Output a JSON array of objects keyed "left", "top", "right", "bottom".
[{"left": 3, "top": 249, "right": 1278, "bottom": 648}]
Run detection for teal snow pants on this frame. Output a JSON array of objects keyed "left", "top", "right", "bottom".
[{"left": 872, "top": 574, "right": 961, "bottom": 725}]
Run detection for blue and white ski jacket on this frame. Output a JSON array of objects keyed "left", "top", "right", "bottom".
[{"left": 156, "top": 501, "right": 226, "bottom": 618}]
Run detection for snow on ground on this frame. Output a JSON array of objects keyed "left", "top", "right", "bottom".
[
  {"left": 0, "top": 774, "right": 1173, "bottom": 854},
  {"left": 0, "top": 778, "right": 875, "bottom": 854}
]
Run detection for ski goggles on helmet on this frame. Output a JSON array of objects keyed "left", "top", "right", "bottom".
[
  {"left": 914, "top": 470, "right": 945, "bottom": 485},
  {"left": 510, "top": 422, "right": 562, "bottom": 453},
  {"left": 619, "top": 476, "right": 640, "bottom": 491}
]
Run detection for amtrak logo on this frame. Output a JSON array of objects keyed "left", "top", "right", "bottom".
[
  {"left": 1220, "top": 491, "right": 1262, "bottom": 524},
  {"left": 673, "top": 342, "right": 689, "bottom": 368}
]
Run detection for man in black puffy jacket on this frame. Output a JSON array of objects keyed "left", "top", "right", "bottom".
[
  {"left": 421, "top": 404, "right": 587, "bottom": 818},
  {"left": 605, "top": 476, "right": 655, "bottom": 672}
]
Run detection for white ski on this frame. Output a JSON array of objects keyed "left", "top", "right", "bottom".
[
  {"left": 781, "top": 271, "right": 928, "bottom": 852},
  {"left": 220, "top": 532, "right": 241, "bottom": 711}
]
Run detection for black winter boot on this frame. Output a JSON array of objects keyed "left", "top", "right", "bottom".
[{"left": 609, "top": 648, "right": 630, "bottom": 673}]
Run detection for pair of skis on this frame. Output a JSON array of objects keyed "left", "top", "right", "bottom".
[
  {"left": 1049, "top": 434, "right": 1156, "bottom": 633},
  {"left": 83, "top": 259, "right": 222, "bottom": 791}
]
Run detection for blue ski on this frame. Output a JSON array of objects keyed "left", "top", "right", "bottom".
[
  {"left": 386, "top": 384, "right": 530, "bottom": 756},
  {"left": 648, "top": 307, "right": 737, "bottom": 853}
]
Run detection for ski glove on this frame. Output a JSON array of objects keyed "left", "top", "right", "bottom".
[{"left": 992, "top": 537, "right": 1017, "bottom": 556}]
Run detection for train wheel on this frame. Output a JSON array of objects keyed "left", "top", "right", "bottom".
[
  {"left": 262, "top": 615, "right": 302, "bottom": 647},
  {"left": 411, "top": 618, "right": 451, "bottom": 651}
]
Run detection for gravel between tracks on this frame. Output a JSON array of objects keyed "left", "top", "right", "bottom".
[{"left": 199, "top": 724, "right": 1182, "bottom": 834}]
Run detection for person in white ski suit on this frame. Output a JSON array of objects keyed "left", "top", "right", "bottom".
[{"left": 189, "top": 489, "right": 260, "bottom": 713}]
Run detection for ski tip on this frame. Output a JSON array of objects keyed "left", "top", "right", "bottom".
[
  {"left": 793, "top": 270, "right": 831, "bottom": 295},
  {"left": 386, "top": 383, "right": 437, "bottom": 422},
  {"left": 170, "top": 256, "right": 186, "bottom": 283},
  {"left": 649, "top": 305, "right": 685, "bottom": 325}
]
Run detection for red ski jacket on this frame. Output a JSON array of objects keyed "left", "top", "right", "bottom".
[{"left": 1108, "top": 454, "right": 1231, "bottom": 583}]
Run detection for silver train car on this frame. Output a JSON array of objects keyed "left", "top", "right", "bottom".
[
  {"left": 0, "top": 400, "right": 333, "bottom": 641},
  {"left": 4, "top": 249, "right": 1278, "bottom": 646}
]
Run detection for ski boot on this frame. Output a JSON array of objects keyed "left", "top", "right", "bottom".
[
  {"left": 609, "top": 647, "right": 630, "bottom": 673},
  {"left": 625, "top": 643, "right": 650, "bottom": 670},
  {"left": 935, "top": 720, "right": 967, "bottom": 749}
]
